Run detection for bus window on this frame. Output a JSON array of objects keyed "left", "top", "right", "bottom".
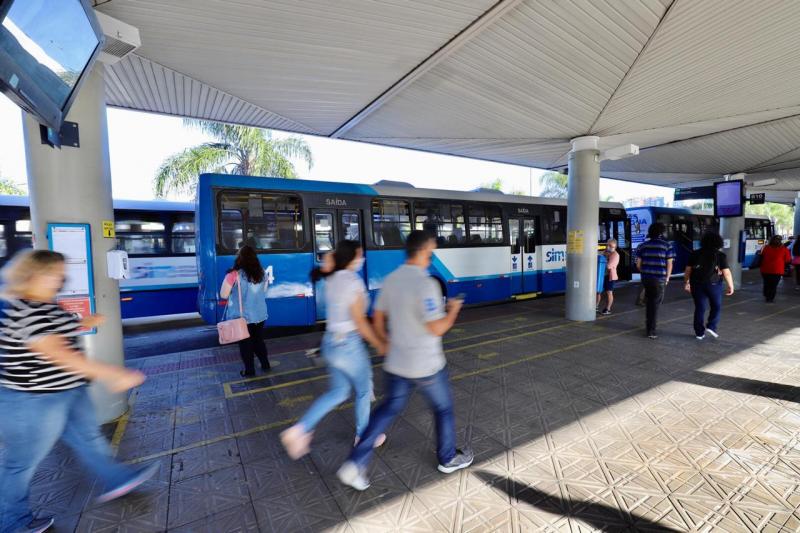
[
  {"left": 172, "top": 220, "right": 196, "bottom": 254},
  {"left": 541, "top": 208, "right": 566, "bottom": 244},
  {"left": 315, "top": 212, "right": 335, "bottom": 253},
  {"left": 116, "top": 220, "right": 167, "bottom": 255},
  {"left": 467, "top": 204, "right": 503, "bottom": 244},
  {"left": 414, "top": 201, "right": 465, "bottom": 246},
  {"left": 12, "top": 220, "right": 33, "bottom": 250},
  {"left": 341, "top": 211, "right": 360, "bottom": 241},
  {"left": 218, "top": 192, "right": 303, "bottom": 252},
  {"left": 0, "top": 224, "right": 7, "bottom": 259},
  {"left": 372, "top": 199, "right": 411, "bottom": 247}
]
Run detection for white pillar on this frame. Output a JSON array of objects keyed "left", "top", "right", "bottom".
[
  {"left": 565, "top": 136, "right": 600, "bottom": 321},
  {"left": 794, "top": 192, "right": 800, "bottom": 237},
  {"left": 23, "top": 64, "right": 127, "bottom": 423}
]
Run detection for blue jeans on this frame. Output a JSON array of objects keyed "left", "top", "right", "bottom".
[
  {"left": 0, "top": 386, "right": 137, "bottom": 533},
  {"left": 298, "top": 331, "right": 372, "bottom": 437},
  {"left": 349, "top": 366, "right": 456, "bottom": 469},
  {"left": 691, "top": 281, "right": 723, "bottom": 336}
]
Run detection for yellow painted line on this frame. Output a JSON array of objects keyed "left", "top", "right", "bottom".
[
  {"left": 110, "top": 390, "right": 138, "bottom": 455},
  {"left": 477, "top": 352, "right": 498, "bottom": 360},
  {"left": 124, "top": 298, "right": 756, "bottom": 465},
  {"left": 512, "top": 292, "right": 539, "bottom": 300},
  {"left": 754, "top": 304, "right": 800, "bottom": 322},
  {"left": 278, "top": 394, "right": 314, "bottom": 407}
]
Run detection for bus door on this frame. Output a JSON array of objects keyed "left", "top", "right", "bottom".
[
  {"left": 669, "top": 221, "right": 694, "bottom": 272},
  {"left": 311, "top": 208, "right": 364, "bottom": 319},
  {"left": 599, "top": 219, "right": 632, "bottom": 281},
  {"left": 509, "top": 217, "right": 539, "bottom": 294}
]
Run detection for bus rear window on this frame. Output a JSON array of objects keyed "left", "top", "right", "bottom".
[
  {"left": 372, "top": 199, "right": 411, "bottom": 247},
  {"left": 218, "top": 192, "right": 304, "bottom": 252}
]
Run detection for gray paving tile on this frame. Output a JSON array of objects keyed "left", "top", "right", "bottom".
[
  {"left": 167, "top": 465, "right": 251, "bottom": 529},
  {"left": 169, "top": 502, "right": 260, "bottom": 533},
  {"left": 77, "top": 479, "right": 169, "bottom": 533}
]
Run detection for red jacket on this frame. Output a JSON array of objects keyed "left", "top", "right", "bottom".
[{"left": 759, "top": 245, "right": 791, "bottom": 275}]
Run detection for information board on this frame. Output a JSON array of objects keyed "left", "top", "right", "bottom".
[
  {"left": 714, "top": 180, "right": 744, "bottom": 218},
  {"left": 47, "top": 223, "right": 95, "bottom": 333}
]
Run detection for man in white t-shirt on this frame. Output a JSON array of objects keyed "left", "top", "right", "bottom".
[{"left": 337, "top": 231, "right": 473, "bottom": 491}]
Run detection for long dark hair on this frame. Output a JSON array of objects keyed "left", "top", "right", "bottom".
[
  {"left": 311, "top": 240, "right": 361, "bottom": 281},
  {"left": 699, "top": 232, "right": 723, "bottom": 252},
  {"left": 231, "top": 245, "right": 264, "bottom": 283},
  {"left": 768, "top": 235, "right": 783, "bottom": 248}
]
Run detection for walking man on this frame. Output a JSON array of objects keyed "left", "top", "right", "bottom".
[
  {"left": 636, "top": 222, "right": 674, "bottom": 339},
  {"left": 337, "top": 231, "right": 473, "bottom": 491}
]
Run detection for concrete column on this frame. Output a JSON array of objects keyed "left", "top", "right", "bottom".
[
  {"left": 565, "top": 136, "right": 600, "bottom": 321},
  {"left": 794, "top": 192, "right": 800, "bottom": 237},
  {"left": 23, "top": 64, "right": 127, "bottom": 423}
]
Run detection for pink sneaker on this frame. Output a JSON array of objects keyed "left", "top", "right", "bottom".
[
  {"left": 280, "top": 424, "right": 312, "bottom": 460},
  {"left": 354, "top": 433, "right": 387, "bottom": 448}
]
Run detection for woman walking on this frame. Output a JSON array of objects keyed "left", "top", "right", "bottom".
[
  {"left": 683, "top": 233, "right": 734, "bottom": 340},
  {"left": 220, "top": 245, "right": 270, "bottom": 377},
  {"left": 759, "top": 235, "right": 791, "bottom": 303},
  {"left": 0, "top": 250, "right": 157, "bottom": 533},
  {"left": 281, "top": 240, "right": 385, "bottom": 460}
]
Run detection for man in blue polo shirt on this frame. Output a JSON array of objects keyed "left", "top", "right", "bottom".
[{"left": 636, "top": 222, "right": 674, "bottom": 339}]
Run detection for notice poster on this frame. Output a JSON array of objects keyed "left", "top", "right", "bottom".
[
  {"left": 48, "top": 223, "right": 95, "bottom": 333},
  {"left": 567, "top": 230, "right": 585, "bottom": 254}
]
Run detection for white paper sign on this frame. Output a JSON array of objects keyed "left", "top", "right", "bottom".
[{"left": 50, "top": 225, "right": 91, "bottom": 296}]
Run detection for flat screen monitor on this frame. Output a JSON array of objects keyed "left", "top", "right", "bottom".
[
  {"left": 714, "top": 179, "right": 744, "bottom": 218},
  {"left": 0, "top": 0, "right": 103, "bottom": 133}
]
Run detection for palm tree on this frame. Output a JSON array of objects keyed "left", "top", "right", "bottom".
[
  {"left": 0, "top": 174, "right": 24, "bottom": 195},
  {"left": 154, "top": 120, "right": 313, "bottom": 198},
  {"left": 538, "top": 172, "right": 568, "bottom": 198}
]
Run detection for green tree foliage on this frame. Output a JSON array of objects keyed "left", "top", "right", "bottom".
[
  {"left": 478, "top": 178, "right": 525, "bottom": 195},
  {"left": 0, "top": 176, "right": 24, "bottom": 195},
  {"left": 746, "top": 202, "right": 794, "bottom": 236},
  {"left": 154, "top": 120, "right": 313, "bottom": 198},
  {"left": 539, "top": 172, "right": 568, "bottom": 198}
]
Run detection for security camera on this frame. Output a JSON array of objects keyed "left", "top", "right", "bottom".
[{"left": 600, "top": 144, "right": 639, "bottom": 161}]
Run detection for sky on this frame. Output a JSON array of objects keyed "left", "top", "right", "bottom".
[{"left": 0, "top": 94, "right": 674, "bottom": 203}]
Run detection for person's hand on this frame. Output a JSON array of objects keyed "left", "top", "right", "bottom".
[
  {"left": 725, "top": 286, "right": 734, "bottom": 296},
  {"left": 447, "top": 297, "right": 464, "bottom": 315},
  {"left": 104, "top": 368, "right": 146, "bottom": 393},
  {"left": 375, "top": 341, "right": 387, "bottom": 357},
  {"left": 81, "top": 314, "right": 106, "bottom": 329},
  {"left": 683, "top": 282, "right": 691, "bottom": 294}
]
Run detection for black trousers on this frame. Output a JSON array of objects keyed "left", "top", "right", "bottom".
[
  {"left": 762, "top": 273, "right": 782, "bottom": 302},
  {"left": 238, "top": 321, "right": 269, "bottom": 375},
  {"left": 641, "top": 277, "right": 666, "bottom": 335}
]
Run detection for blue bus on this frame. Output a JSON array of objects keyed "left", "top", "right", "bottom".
[
  {"left": 627, "top": 206, "right": 773, "bottom": 272},
  {"left": 196, "top": 174, "right": 631, "bottom": 326},
  {"left": 0, "top": 195, "right": 198, "bottom": 319}
]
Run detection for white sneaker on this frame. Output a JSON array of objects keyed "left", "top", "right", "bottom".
[
  {"left": 337, "top": 461, "right": 370, "bottom": 491},
  {"left": 695, "top": 335, "right": 705, "bottom": 340},
  {"left": 704, "top": 329, "right": 719, "bottom": 339}
]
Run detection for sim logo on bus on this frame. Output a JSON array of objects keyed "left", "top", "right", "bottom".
[{"left": 545, "top": 249, "right": 566, "bottom": 263}]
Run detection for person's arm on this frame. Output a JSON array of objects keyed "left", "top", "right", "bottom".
[
  {"left": 665, "top": 258, "right": 674, "bottom": 282},
  {"left": 426, "top": 298, "right": 463, "bottom": 337},
  {"left": 721, "top": 268, "right": 734, "bottom": 295},
  {"left": 373, "top": 309, "right": 387, "bottom": 344},
  {"left": 29, "top": 335, "right": 144, "bottom": 393},
  {"left": 219, "top": 271, "right": 236, "bottom": 299},
  {"left": 636, "top": 257, "right": 642, "bottom": 271},
  {"left": 350, "top": 293, "right": 385, "bottom": 354},
  {"left": 683, "top": 266, "right": 692, "bottom": 293}
]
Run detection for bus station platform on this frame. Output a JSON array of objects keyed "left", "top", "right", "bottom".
[{"left": 16, "top": 271, "right": 800, "bottom": 532}]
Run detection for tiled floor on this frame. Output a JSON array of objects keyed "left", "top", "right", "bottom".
[{"left": 9, "top": 272, "right": 800, "bottom": 532}]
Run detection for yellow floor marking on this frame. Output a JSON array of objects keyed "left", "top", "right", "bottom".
[
  {"left": 125, "top": 298, "right": 755, "bottom": 464},
  {"left": 754, "top": 304, "right": 800, "bottom": 322},
  {"left": 110, "top": 390, "right": 138, "bottom": 455},
  {"left": 477, "top": 352, "right": 498, "bottom": 360},
  {"left": 278, "top": 394, "right": 314, "bottom": 407}
]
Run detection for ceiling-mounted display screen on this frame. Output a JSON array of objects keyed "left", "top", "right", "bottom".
[
  {"left": 0, "top": 0, "right": 104, "bottom": 132},
  {"left": 714, "top": 179, "right": 744, "bottom": 218}
]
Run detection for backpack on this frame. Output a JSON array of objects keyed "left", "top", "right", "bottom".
[{"left": 691, "top": 251, "right": 721, "bottom": 283}]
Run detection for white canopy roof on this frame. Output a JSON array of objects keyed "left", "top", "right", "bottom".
[{"left": 95, "top": 0, "right": 800, "bottom": 202}]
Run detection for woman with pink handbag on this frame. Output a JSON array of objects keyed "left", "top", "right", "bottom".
[{"left": 219, "top": 245, "right": 270, "bottom": 377}]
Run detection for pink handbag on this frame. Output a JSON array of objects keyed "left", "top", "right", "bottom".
[{"left": 218, "top": 272, "right": 250, "bottom": 344}]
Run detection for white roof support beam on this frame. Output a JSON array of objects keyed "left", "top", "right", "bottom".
[{"left": 329, "top": 0, "right": 526, "bottom": 139}]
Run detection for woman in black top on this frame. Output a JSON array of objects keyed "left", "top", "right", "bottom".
[
  {"left": 683, "top": 233, "right": 735, "bottom": 340},
  {"left": 0, "top": 250, "right": 157, "bottom": 533}
]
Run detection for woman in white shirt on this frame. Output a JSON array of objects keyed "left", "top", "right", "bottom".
[{"left": 281, "top": 240, "right": 385, "bottom": 459}]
